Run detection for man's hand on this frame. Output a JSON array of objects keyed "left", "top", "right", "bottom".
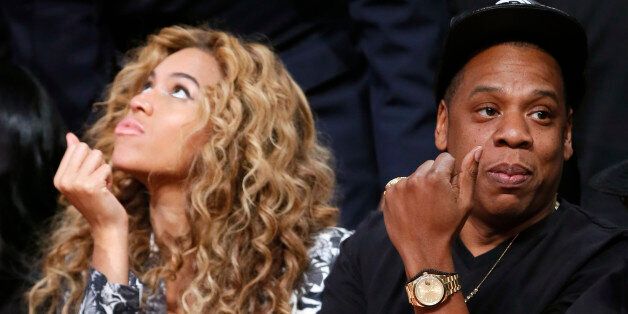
[{"left": 382, "top": 146, "right": 482, "bottom": 276}]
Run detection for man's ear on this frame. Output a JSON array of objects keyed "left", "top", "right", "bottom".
[
  {"left": 563, "top": 107, "right": 574, "bottom": 160},
  {"left": 435, "top": 100, "right": 448, "bottom": 152}
]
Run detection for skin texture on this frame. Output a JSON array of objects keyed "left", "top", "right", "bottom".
[
  {"left": 54, "top": 48, "right": 222, "bottom": 313},
  {"left": 112, "top": 47, "right": 221, "bottom": 183},
  {"left": 382, "top": 43, "right": 572, "bottom": 313}
]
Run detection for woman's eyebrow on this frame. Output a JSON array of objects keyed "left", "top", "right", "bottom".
[{"left": 170, "top": 72, "right": 200, "bottom": 88}]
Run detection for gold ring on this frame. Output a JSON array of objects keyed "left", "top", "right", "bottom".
[{"left": 385, "top": 176, "right": 407, "bottom": 189}]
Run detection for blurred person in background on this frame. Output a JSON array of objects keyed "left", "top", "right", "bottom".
[
  {"left": 0, "top": 62, "right": 66, "bottom": 313},
  {"left": 590, "top": 159, "right": 628, "bottom": 210}
]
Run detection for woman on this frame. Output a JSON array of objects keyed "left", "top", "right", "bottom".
[
  {"left": 0, "top": 62, "right": 66, "bottom": 312},
  {"left": 28, "top": 26, "right": 351, "bottom": 313}
]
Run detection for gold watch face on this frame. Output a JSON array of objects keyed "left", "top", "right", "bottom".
[{"left": 414, "top": 274, "right": 445, "bottom": 306}]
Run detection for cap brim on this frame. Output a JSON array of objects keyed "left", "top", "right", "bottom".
[{"left": 436, "top": 3, "right": 587, "bottom": 104}]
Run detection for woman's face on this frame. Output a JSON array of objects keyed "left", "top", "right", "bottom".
[{"left": 112, "top": 47, "right": 223, "bottom": 183}]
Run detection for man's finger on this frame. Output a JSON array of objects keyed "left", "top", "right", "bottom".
[
  {"left": 409, "top": 160, "right": 434, "bottom": 179},
  {"left": 457, "top": 146, "right": 483, "bottom": 211},
  {"left": 432, "top": 152, "right": 455, "bottom": 177}
]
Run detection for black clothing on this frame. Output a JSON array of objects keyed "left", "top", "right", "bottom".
[{"left": 321, "top": 200, "right": 628, "bottom": 313}]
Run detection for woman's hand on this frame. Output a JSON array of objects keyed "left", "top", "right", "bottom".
[
  {"left": 54, "top": 132, "right": 129, "bottom": 284},
  {"left": 54, "top": 132, "right": 127, "bottom": 231}
]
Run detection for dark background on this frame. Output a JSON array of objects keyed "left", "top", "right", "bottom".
[{"left": 1, "top": 0, "right": 628, "bottom": 312}]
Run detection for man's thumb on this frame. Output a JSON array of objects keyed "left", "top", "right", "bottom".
[{"left": 458, "top": 146, "right": 482, "bottom": 211}]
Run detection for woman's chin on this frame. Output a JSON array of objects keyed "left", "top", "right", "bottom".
[{"left": 112, "top": 157, "right": 147, "bottom": 178}]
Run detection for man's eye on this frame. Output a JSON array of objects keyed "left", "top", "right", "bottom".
[
  {"left": 171, "top": 86, "right": 190, "bottom": 99},
  {"left": 478, "top": 107, "right": 498, "bottom": 117},
  {"left": 532, "top": 111, "right": 550, "bottom": 120}
]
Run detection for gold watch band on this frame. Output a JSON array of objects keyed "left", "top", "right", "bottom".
[{"left": 405, "top": 272, "right": 461, "bottom": 308}]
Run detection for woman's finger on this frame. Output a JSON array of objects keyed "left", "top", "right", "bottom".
[
  {"left": 66, "top": 132, "right": 80, "bottom": 146},
  {"left": 54, "top": 141, "right": 78, "bottom": 187},
  {"left": 81, "top": 163, "right": 113, "bottom": 195},
  {"left": 77, "top": 149, "right": 105, "bottom": 179},
  {"left": 63, "top": 143, "right": 91, "bottom": 181}
]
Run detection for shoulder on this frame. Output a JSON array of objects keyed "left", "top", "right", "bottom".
[
  {"left": 338, "top": 210, "right": 392, "bottom": 254},
  {"left": 317, "top": 211, "right": 400, "bottom": 275},
  {"left": 293, "top": 227, "right": 353, "bottom": 312},
  {"left": 542, "top": 202, "right": 628, "bottom": 312},
  {"left": 559, "top": 200, "right": 628, "bottom": 239},
  {"left": 305, "top": 211, "right": 393, "bottom": 263},
  {"left": 546, "top": 200, "right": 628, "bottom": 275},
  {"left": 569, "top": 201, "right": 626, "bottom": 229},
  {"left": 312, "top": 226, "right": 354, "bottom": 246},
  {"left": 308, "top": 226, "right": 354, "bottom": 263}
]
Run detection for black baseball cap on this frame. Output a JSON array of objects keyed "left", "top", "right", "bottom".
[{"left": 435, "top": 0, "right": 588, "bottom": 107}]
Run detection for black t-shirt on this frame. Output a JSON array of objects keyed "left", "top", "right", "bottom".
[{"left": 321, "top": 200, "right": 628, "bottom": 313}]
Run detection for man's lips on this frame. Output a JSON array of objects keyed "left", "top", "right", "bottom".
[
  {"left": 486, "top": 163, "right": 532, "bottom": 186},
  {"left": 115, "top": 117, "right": 144, "bottom": 136}
]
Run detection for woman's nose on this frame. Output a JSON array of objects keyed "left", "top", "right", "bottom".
[{"left": 129, "top": 91, "right": 154, "bottom": 115}]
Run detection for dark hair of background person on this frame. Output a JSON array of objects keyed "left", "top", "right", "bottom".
[{"left": 0, "top": 62, "right": 66, "bottom": 313}]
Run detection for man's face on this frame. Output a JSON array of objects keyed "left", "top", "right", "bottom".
[{"left": 435, "top": 43, "right": 573, "bottom": 227}]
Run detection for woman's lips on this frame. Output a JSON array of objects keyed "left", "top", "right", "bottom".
[
  {"left": 486, "top": 163, "right": 532, "bottom": 187},
  {"left": 115, "top": 117, "right": 144, "bottom": 136}
]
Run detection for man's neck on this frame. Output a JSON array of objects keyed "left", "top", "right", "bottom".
[{"left": 459, "top": 201, "right": 556, "bottom": 257}]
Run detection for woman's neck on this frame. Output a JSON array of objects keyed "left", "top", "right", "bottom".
[
  {"left": 148, "top": 181, "right": 190, "bottom": 246},
  {"left": 147, "top": 181, "right": 196, "bottom": 312}
]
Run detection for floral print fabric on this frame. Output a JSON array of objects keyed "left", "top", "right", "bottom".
[{"left": 79, "top": 227, "right": 352, "bottom": 313}]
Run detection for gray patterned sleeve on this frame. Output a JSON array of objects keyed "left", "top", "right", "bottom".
[
  {"left": 79, "top": 268, "right": 143, "bottom": 314},
  {"left": 294, "top": 227, "right": 354, "bottom": 314}
]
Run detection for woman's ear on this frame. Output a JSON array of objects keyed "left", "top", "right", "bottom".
[{"left": 435, "top": 100, "right": 449, "bottom": 152}]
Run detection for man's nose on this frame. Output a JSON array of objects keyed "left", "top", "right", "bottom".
[{"left": 492, "top": 113, "right": 533, "bottom": 149}]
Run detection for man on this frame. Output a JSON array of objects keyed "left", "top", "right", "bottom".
[{"left": 321, "top": 1, "right": 628, "bottom": 313}]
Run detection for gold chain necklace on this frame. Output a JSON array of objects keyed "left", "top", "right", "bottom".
[{"left": 464, "top": 200, "right": 560, "bottom": 303}]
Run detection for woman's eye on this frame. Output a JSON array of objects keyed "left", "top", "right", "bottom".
[
  {"left": 171, "top": 86, "right": 190, "bottom": 100},
  {"left": 141, "top": 82, "right": 153, "bottom": 93},
  {"left": 478, "top": 107, "right": 499, "bottom": 117}
]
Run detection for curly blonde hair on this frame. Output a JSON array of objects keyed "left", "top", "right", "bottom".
[{"left": 28, "top": 25, "right": 338, "bottom": 313}]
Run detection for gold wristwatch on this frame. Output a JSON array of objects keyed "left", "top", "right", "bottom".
[{"left": 405, "top": 269, "right": 461, "bottom": 308}]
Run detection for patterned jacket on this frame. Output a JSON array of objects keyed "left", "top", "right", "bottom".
[{"left": 79, "top": 227, "right": 352, "bottom": 313}]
